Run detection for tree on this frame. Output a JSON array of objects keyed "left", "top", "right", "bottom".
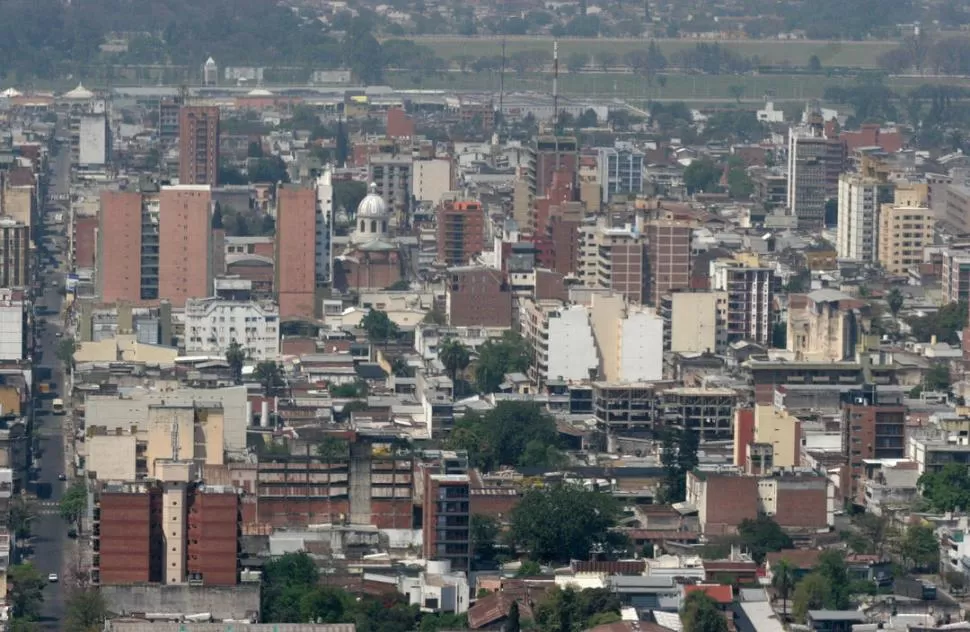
[
  {"left": 254, "top": 361, "right": 286, "bottom": 399},
  {"left": 362, "top": 309, "right": 399, "bottom": 347},
  {"left": 56, "top": 337, "right": 79, "bottom": 373},
  {"left": 771, "top": 559, "right": 796, "bottom": 621},
  {"left": 474, "top": 332, "right": 531, "bottom": 393},
  {"left": 516, "top": 559, "right": 542, "bottom": 577},
  {"left": 65, "top": 589, "right": 107, "bottom": 632},
  {"left": 853, "top": 513, "right": 893, "bottom": 557},
  {"left": 7, "top": 563, "right": 45, "bottom": 620},
  {"left": 737, "top": 516, "right": 792, "bottom": 564},
  {"left": 887, "top": 288, "right": 904, "bottom": 317},
  {"left": 919, "top": 462, "right": 970, "bottom": 511},
  {"left": 900, "top": 522, "right": 939, "bottom": 571},
  {"left": 9, "top": 495, "right": 36, "bottom": 540},
  {"left": 9, "top": 620, "right": 40, "bottom": 632},
  {"left": 534, "top": 587, "right": 621, "bottom": 632},
  {"left": 447, "top": 401, "right": 559, "bottom": 471},
  {"left": 816, "top": 550, "right": 851, "bottom": 610},
  {"left": 792, "top": 572, "right": 830, "bottom": 623},
  {"left": 471, "top": 514, "right": 499, "bottom": 563},
  {"left": 507, "top": 601, "right": 521, "bottom": 632},
  {"left": 925, "top": 363, "right": 951, "bottom": 392},
  {"left": 683, "top": 158, "right": 721, "bottom": 194},
  {"left": 334, "top": 180, "right": 367, "bottom": 215},
  {"left": 907, "top": 302, "right": 968, "bottom": 344},
  {"left": 597, "top": 51, "right": 618, "bottom": 71},
  {"left": 682, "top": 590, "right": 728, "bottom": 632},
  {"left": 566, "top": 52, "right": 589, "bottom": 73},
  {"left": 508, "top": 483, "right": 620, "bottom": 563},
  {"left": 728, "top": 84, "right": 745, "bottom": 103},
  {"left": 59, "top": 482, "right": 87, "bottom": 534},
  {"left": 808, "top": 55, "right": 822, "bottom": 72},
  {"left": 261, "top": 551, "right": 319, "bottom": 622},
  {"left": 439, "top": 338, "right": 471, "bottom": 398},
  {"left": 657, "top": 428, "right": 698, "bottom": 503},
  {"left": 226, "top": 341, "right": 245, "bottom": 384}
]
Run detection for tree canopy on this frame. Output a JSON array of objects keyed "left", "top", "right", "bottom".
[
  {"left": 508, "top": 483, "right": 622, "bottom": 563},
  {"left": 791, "top": 550, "right": 851, "bottom": 622},
  {"left": 59, "top": 482, "right": 87, "bottom": 533},
  {"left": 533, "top": 587, "right": 622, "bottom": 632},
  {"left": 474, "top": 332, "right": 531, "bottom": 393},
  {"left": 362, "top": 310, "right": 399, "bottom": 346},
  {"left": 447, "top": 401, "right": 562, "bottom": 471},
  {"left": 682, "top": 590, "right": 728, "bottom": 632},
  {"left": 919, "top": 463, "right": 970, "bottom": 512},
  {"left": 7, "top": 563, "right": 45, "bottom": 621},
  {"left": 737, "top": 516, "right": 792, "bottom": 564}
]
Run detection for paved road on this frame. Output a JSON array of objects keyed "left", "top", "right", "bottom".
[{"left": 31, "top": 130, "right": 72, "bottom": 629}]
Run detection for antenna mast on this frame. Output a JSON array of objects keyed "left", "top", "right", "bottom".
[{"left": 499, "top": 1, "right": 507, "bottom": 139}]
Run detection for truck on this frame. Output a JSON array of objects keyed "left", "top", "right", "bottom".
[
  {"left": 37, "top": 382, "right": 51, "bottom": 396},
  {"left": 51, "top": 398, "right": 65, "bottom": 415},
  {"left": 894, "top": 578, "right": 937, "bottom": 600}
]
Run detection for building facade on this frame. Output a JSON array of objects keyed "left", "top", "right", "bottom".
[
  {"left": 158, "top": 185, "right": 221, "bottom": 308},
  {"left": 275, "top": 184, "right": 317, "bottom": 320},
  {"left": 597, "top": 144, "right": 645, "bottom": 204},
  {"left": 184, "top": 298, "right": 280, "bottom": 360},
  {"left": 0, "top": 219, "right": 29, "bottom": 288},
  {"left": 645, "top": 220, "right": 692, "bottom": 306},
  {"left": 787, "top": 120, "right": 844, "bottom": 229},
  {"left": 877, "top": 202, "right": 934, "bottom": 276},
  {"left": 710, "top": 259, "right": 773, "bottom": 346},
  {"left": 836, "top": 173, "right": 890, "bottom": 261},
  {"left": 178, "top": 106, "right": 220, "bottom": 187},
  {"left": 437, "top": 201, "right": 485, "bottom": 267}
]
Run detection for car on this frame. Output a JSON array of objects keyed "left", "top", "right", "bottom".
[
  {"left": 47, "top": 573, "right": 58, "bottom": 583},
  {"left": 57, "top": 473, "right": 66, "bottom": 481},
  {"left": 54, "top": 332, "right": 62, "bottom": 338}
]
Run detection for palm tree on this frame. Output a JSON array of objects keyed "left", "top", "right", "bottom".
[
  {"left": 771, "top": 559, "right": 796, "bottom": 622},
  {"left": 886, "top": 288, "right": 904, "bottom": 318},
  {"left": 225, "top": 341, "right": 246, "bottom": 384},
  {"left": 439, "top": 338, "right": 471, "bottom": 399}
]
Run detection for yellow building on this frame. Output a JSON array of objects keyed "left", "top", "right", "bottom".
[
  {"left": 878, "top": 185, "right": 934, "bottom": 276},
  {"left": 73, "top": 334, "right": 178, "bottom": 364},
  {"left": 752, "top": 404, "right": 801, "bottom": 469}
]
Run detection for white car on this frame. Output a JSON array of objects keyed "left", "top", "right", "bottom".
[{"left": 47, "top": 573, "right": 58, "bottom": 583}]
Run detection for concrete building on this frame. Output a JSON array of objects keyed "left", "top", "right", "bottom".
[
  {"left": 413, "top": 158, "right": 454, "bottom": 205},
  {"left": 184, "top": 297, "right": 280, "bottom": 360},
  {"left": 1, "top": 179, "right": 35, "bottom": 230},
  {"left": 908, "top": 432, "right": 970, "bottom": 475},
  {"left": 437, "top": 201, "right": 485, "bottom": 266},
  {"left": 521, "top": 299, "right": 598, "bottom": 386},
  {"left": 645, "top": 220, "right": 692, "bottom": 306},
  {"left": 335, "top": 185, "right": 403, "bottom": 293},
  {"left": 877, "top": 185, "right": 933, "bottom": 276},
  {"left": 179, "top": 106, "right": 220, "bottom": 187},
  {"left": 98, "top": 190, "right": 154, "bottom": 303},
  {"left": 787, "top": 289, "right": 870, "bottom": 362},
  {"left": 533, "top": 136, "right": 578, "bottom": 198},
  {"left": 661, "top": 291, "right": 726, "bottom": 354},
  {"left": 944, "top": 183, "right": 970, "bottom": 233},
  {"left": 422, "top": 468, "right": 471, "bottom": 572},
  {"left": 0, "top": 219, "right": 29, "bottom": 288},
  {"left": 0, "top": 289, "right": 24, "bottom": 361},
  {"left": 589, "top": 293, "right": 664, "bottom": 383},
  {"left": 710, "top": 259, "right": 773, "bottom": 346},
  {"left": 733, "top": 405, "right": 802, "bottom": 472},
  {"left": 686, "top": 470, "right": 832, "bottom": 536},
  {"left": 78, "top": 113, "right": 109, "bottom": 167},
  {"left": 202, "top": 57, "right": 219, "bottom": 85},
  {"left": 580, "top": 224, "right": 646, "bottom": 305},
  {"left": 841, "top": 386, "right": 906, "bottom": 501},
  {"left": 398, "top": 560, "right": 470, "bottom": 615},
  {"left": 942, "top": 248, "right": 970, "bottom": 304},
  {"left": 787, "top": 118, "right": 844, "bottom": 228},
  {"left": 446, "top": 267, "right": 513, "bottom": 328},
  {"left": 836, "top": 173, "right": 891, "bottom": 261},
  {"left": 275, "top": 184, "right": 317, "bottom": 320},
  {"left": 315, "top": 169, "right": 335, "bottom": 288},
  {"left": 368, "top": 154, "right": 412, "bottom": 224},
  {"left": 159, "top": 185, "right": 222, "bottom": 308},
  {"left": 597, "top": 144, "right": 645, "bottom": 204}
]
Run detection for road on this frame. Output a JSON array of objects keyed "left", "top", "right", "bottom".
[{"left": 30, "top": 128, "right": 72, "bottom": 629}]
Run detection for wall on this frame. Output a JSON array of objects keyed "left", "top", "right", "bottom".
[
  {"left": 546, "top": 305, "right": 598, "bottom": 383},
  {"left": 158, "top": 186, "right": 213, "bottom": 308},
  {"left": 619, "top": 309, "right": 663, "bottom": 382},
  {"left": 413, "top": 159, "right": 453, "bottom": 205},
  {"left": 79, "top": 114, "right": 108, "bottom": 166},
  {"left": 276, "top": 186, "right": 317, "bottom": 319},
  {"left": 753, "top": 404, "right": 801, "bottom": 468},
  {"left": 98, "top": 492, "right": 153, "bottom": 584},
  {"left": 88, "top": 434, "right": 138, "bottom": 481},
  {"left": 670, "top": 292, "right": 722, "bottom": 354},
  {"left": 100, "top": 584, "right": 259, "bottom": 621},
  {"left": 589, "top": 294, "right": 624, "bottom": 382},
  {"left": 99, "top": 191, "right": 143, "bottom": 303}
]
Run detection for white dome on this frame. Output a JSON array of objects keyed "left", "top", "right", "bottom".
[
  {"left": 356, "top": 183, "right": 388, "bottom": 219},
  {"left": 63, "top": 83, "right": 94, "bottom": 100},
  {"left": 247, "top": 88, "right": 273, "bottom": 97}
]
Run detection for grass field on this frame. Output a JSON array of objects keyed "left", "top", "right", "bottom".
[
  {"left": 385, "top": 70, "right": 970, "bottom": 102},
  {"left": 400, "top": 36, "right": 903, "bottom": 68}
]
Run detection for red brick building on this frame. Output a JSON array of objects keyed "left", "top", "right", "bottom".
[
  {"left": 437, "top": 200, "right": 486, "bottom": 266},
  {"left": 275, "top": 184, "right": 317, "bottom": 319},
  {"left": 178, "top": 106, "right": 220, "bottom": 187},
  {"left": 73, "top": 215, "right": 98, "bottom": 269},
  {"left": 446, "top": 267, "right": 513, "bottom": 328},
  {"left": 386, "top": 107, "right": 415, "bottom": 140}
]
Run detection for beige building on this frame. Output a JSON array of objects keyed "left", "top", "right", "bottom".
[
  {"left": 2, "top": 185, "right": 34, "bottom": 228},
  {"left": 750, "top": 404, "right": 801, "bottom": 469},
  {"left": 878, "top": 185, "right": 933, "bottom": 275},
  {"left": 588, "top": 293, "right": 664, "bottom": 382},
  {"left": 73, "top": 334, "right": 179, "bottom": 364},
  {"left": 87, "top": 433, "right": 138, "bottom": 481},
  {"left": 786, "top": 289, "right": 871, "bottom": 362},
  {"left": 665, "top": 291, "right": 726, "bottom": 354}
]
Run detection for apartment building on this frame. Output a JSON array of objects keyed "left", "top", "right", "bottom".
[
  {"left": 580, "top": 223, "right": 646, "bottom": 305},
  {"left": 158, "top": 185, "right": 222, "bottom": 308},
  {"left": 733, "top": 405, "right": 802, "bottom": 472},
  {"left": 589, "top": 293, "right": 664, "bottom": 383},
  {"left": 877, "top": 184, "right": 933, "bottom": 276},
  {"left": 841, "top": 386, "right": 906, "bottom": 500},
  {"left": 942, "top": 248, "right": 970, "bottom": 304},
  {"left": 597, "top": 144, "right": 644, "bottom": 204},
  {"left": 368, "top": 154, "right": 412, "bottom": 224},
  {"left": 836, "top": 173, "right": 892, "bottom": 261},
  {"left": 645, "top": 220, "right": 692, "bottom": 306},
  {"left": 661, "top": 291, "right": 726, "bottom": 354},
  {"left": 422, "top": 458, "right": 472, "bottom": 572},
  {"left": 787, "top": 117, "right": 845, "bottom": 228},
  {"left": 0, "top": 289, "right": 25, "bottom": 361},
  {"left": 437, "top": 200, "right": 486, "bottom": 266},
  {"left": 533, "top": 135, "right": 578, "bottom": 198},
  {"left": 413, "top": 157, "right": 455, "bottom": 205},
  {"left": 520, "top": 299, "right": 598, "bottom": 386},
  {"left": 183, "top": 297, "right": 280, "bottom": 360},
  {"left": 178, "top": 106, "right": 220, "bottom": 186},
  {"left": 275, "top": 184, "right": 317, "bottom": 320},
  {"left": 98, "top": 190, "right": 159, "bottom": 303},
  {"left": 0, "top": 219, "right": 28, "bottom": 288},
  {"left": 710, "top": 259, "right": 774, "bottom": 346},
  {"left": 445, "top": 267, "right": 513, "bottom": 328}
]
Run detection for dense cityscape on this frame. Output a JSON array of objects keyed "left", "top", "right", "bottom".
[{"left": 4, "top": 2, "right": 970, "bottom": 632}]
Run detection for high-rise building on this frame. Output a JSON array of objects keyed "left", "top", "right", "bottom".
[
  {"left": 315, "top": 170, "right": 335, "bottom": 288},
  {"left": 942, "top": 248, "right": 970, "bottom": 305},
  {"left": 533, "top": 136, "right": 578, "bottom": 198},
  {"left": 836, "top": 173, "right": 892, "bottom": 261},
  {"left": 0, "top": 219, "right": 29, "bottom": 288},
  {"left": 597, "top": 144, "right": 645, "bottom": 204},
  {"left": 178, "top": 106, "right": 220, "bottom": 187},
  {"left": 158, "top": 185, "right": 221, "bottom": 307},
  {"left": 710, "top": 259, "right": 774, "bottom": 346},
  {"left": 275, "top": 184, "right": 317, "bottom": 319},
  {"left": 877, "top": 184, "right": 933, "bottom": 276},
  {"left": 367, "top": 154, "right": 412, "bottom": 225},
  {"left": 841, "top": 385, "right": 906, "bottom": 501},
  {"left": 78, "top": 113, "right": 109, "bottom": 167},
  {"left": 787, "top": 116, "right": 845, "bottom": 229},
  {"left": 436, "top": 201, "right": 485, "bottom": 266},
  {"left": 661, "top": 291, "right": 726, "bottom": 354},
  {"left": 98, "top": 190, "right": 150, "bottom": 303},
  {"left": 422, "top": 454, "right": 471, "bottom": 572},
  {"left": 0, "top": 289, "right": 25, "bottom": 361},
  {"left": 645, "top": 220, "right": 692, "bottom": 306}
]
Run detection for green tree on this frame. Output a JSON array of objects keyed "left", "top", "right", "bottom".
[
  {"left": 682, "top": 590, "right": 728, "bottom": 632},
  {"left": 919, "top": 462, "right": 970, "bottom": 511},
  {"left": 728, "top": 84, "right": 745, "bottom": 103},
  {"left": 853, "top": 512, "right": 894, "bottom": 557},
  {"left": 439, "top": 338, "right": 471, "bottom": 398},
  {"left": 887, "top": 288, "right": 904, "bottom": 317},
  {"left": 474, "top": 332, "right": 531, "bottom": 393},
  {"left": 792, "top": 572, "right": 829, "bottom": 623},
  {"left": 727, "top": 167, "right": 753, "bottom": 199},
  {"left": 56, "top": 337, "right": 79, "bottom": 373},
  {"left": 516, "top": 559, "right": 542, "bottom": 577},
  {"left": 906, "top": 301, "right": 967, "bottom": 344},
  {"left": 816, "top": 550, "right": 851, "bottom": 610},
  {"left": 534, "top": 587, "right": 621, "bottom": 632},
  {"left": 900, "top": 522, "right": 939, "bottom": 571},
  {"left": 362, "top": 309, "right": 399, "bottom": 347},
  {"left": 447, "top": 401, "right": 559, "bottom": 471},
  {"left": 65, "top": 589, "right": 107, "bottom": 632},
  {"left": 509, "top": 483, "right": 620, "bottom": 563},
  {"left": 226, "top": 341, "right": 246, "bottom": 384},
  {"left": 334, "top": 180, "right": 367, "bottom": 215},
  {"left": 249, "top": 156, "right": 290, "bottom": 184},
  {"left": 9, "top": 494, "right": 36, "bottom": 540},
  {"left": 683, "top": 158, "right": 721, "bottom": 194},
  {"left": 471, "top": 514, "right": 499, "bottom": 563},
  {"left": 808, "top": 55, "right": 823, "bottom": 72},
  {"left": 925, "top": 363, "right": 951, "bottom": 392},
  {"left": 261, "top": 552, "right": 319, "bottom": 622},
  {"left": 566, "top": 52, "right": 589, "bottom": 72},
  {"left": 771, "top": 559, "right": 796, "bottom": 621},
  {"left": 737, "top": 515, "right": 792, "bottom": 564},
  {"left": 657, "top": 428, "right": 698, "bottom": 503},
  {"left": 254, "top": 361, "right": 286, "bottom": 398},
  {"left": 9, "top": 619, "right": 40, "bottom": 632},
  {"left": 8, "top": 563, "right": 45, "bottom": 620},
  {"left": 59, "top": 482, "right": 87, "bottom": 534}
]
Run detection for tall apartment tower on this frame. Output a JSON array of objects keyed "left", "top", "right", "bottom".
[
  {"left": 837, "top": 172, "right": 894, "bottom": 262},
  {"left": 436, "top": 200, "right": 486, "bottom": 266},
  {"left": 275, "top": 184, "right": 317, "bottom": 320},
  {"left": 597, "top": 144, "right": 645, "bottom": 204},
  {"left": 0, "top": 219, "right": 29, "bottom": 288},
  {"left": 178, "top": 106, "right": 220, "bottom": 187},
  {"left": 158, "top": 185, "right": 221, "bottom": 308},
  {"left": 315, "top": 169, "right": 335, "bottom": 288},
  {"left": 422, "top": 454, "right": 472, "bottom": 572},
  {"left": 787, "top": 115, "right": 845, "bottom": 229},
  {"left": 98, "top": 190, "right": 152, "bottom": 303},
  {"left": 841, "top": 385, "right": 906, "bottom": 501},
  {"left": 645, "top": 220, "right": 692, "bottom": 306},
  {"left": 710, "top": 259, "right": 774, "bottom": 346},
  {"left": 534, "top": 136, "right": 578, "bottom": 198}
]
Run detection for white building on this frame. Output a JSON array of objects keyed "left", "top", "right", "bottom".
[
  {"left": 396, "top": 560, "right": 470, "bottom": 614},
  {"left": 412, "top": 158, "right": 454, "bottom": 205},
  {"left": 545, "top": 305, "right": 599, "bottom": 383},
  {"left": 78, "top": 113, "right": 108, "bottom": 166},
  {"left": 202, "top": 57, "right": 218, "bottom": 85},
  {"left": 0, "top": 290, "right": 24, "bottom": 362},
  {"left": 184, "top": 297, "right": 280, "bottom": 360},
  {"left": 589, "top": 293, "right": 663, "bottom": 382},
  {"left": 315, "top": 169, "right": 334, "bottom": 285},
  {"left": 756, "top": 100, "right": 785, "bottom": 123},
  {"left": 837, "top": 173, "right": 883, "bottom": 261}
]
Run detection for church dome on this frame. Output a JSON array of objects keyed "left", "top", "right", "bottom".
[{"left": 356, "top": 183, "right": 387, "bottom": 219}]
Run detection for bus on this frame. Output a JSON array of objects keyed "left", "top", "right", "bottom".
[{"left": 51, "top": 398, "right": 65, "bottom": 415}]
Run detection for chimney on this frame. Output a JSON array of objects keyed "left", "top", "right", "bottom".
[{"left": 260, "top": 400, "right": 270, "bottom": 428}]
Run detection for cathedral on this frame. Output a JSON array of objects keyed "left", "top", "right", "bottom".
[{"left": 333, "top": 183, "right": 404, "bottom": 292}]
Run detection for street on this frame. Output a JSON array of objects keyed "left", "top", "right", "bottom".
[{"left": 30, "top": 130, "right": 72, "bottom": 629}]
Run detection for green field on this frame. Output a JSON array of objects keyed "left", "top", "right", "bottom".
[
  {"left": 386, "top": 70, "right": 970, "bottom": 102},
  {"left": 401, "top": 36, "right": 903, "bottom": 68}
]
